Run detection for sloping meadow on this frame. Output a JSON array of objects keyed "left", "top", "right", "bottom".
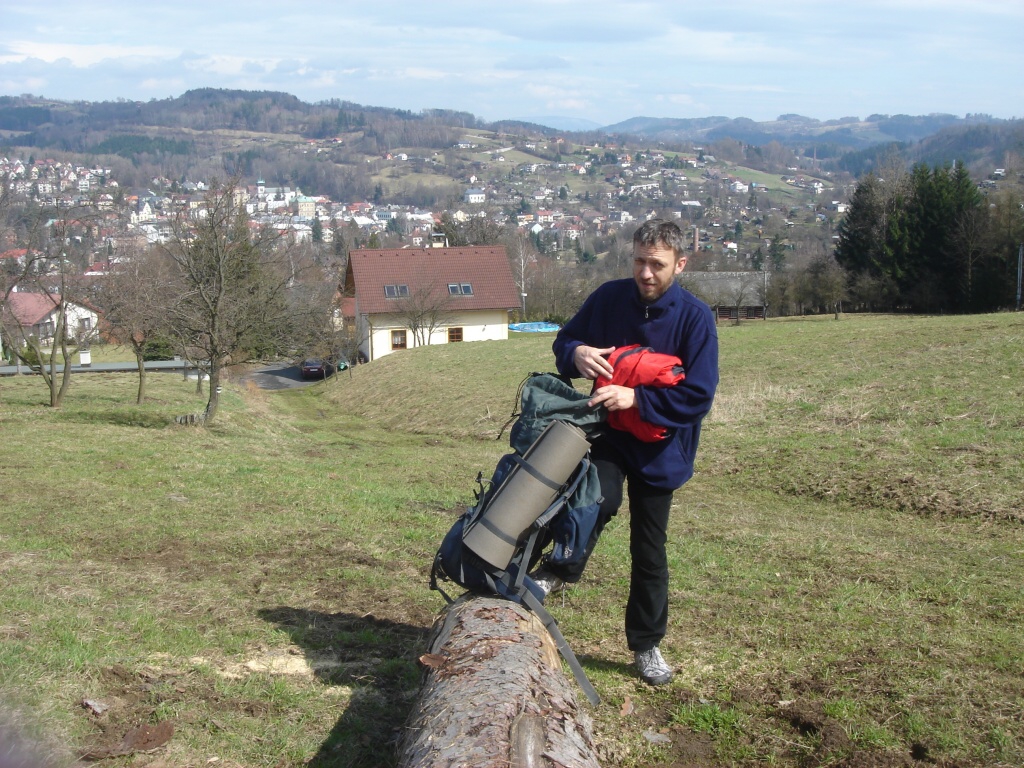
[{"left": 0, "top": 313, "right": 1021, "bottom": 767}]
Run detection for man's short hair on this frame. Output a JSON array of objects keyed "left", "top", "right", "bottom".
[{"left": 633, "top": 219, "right": 687, "bottom": 260}]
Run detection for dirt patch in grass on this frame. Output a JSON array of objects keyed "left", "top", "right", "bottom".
[
  {"left": 72, "top": 608, "right": 432, "bottom": 766},
  {"left": 610, "top": 683, "right": 976, "bottom": 768}
]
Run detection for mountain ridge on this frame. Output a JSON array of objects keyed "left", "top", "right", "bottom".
[
  {"left": 0, "top": 89, "right": 1011, "bottom": 149},
  {"left": 1, "top": 89, "right": 1019, "bottom": 185}
]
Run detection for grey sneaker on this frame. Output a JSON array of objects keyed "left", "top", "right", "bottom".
[
  {"left": 529, "top": 569, "right": 565, "bottom": 598},
  {"left": 634, "top": 647, "right": 674, "bottom": 686}
]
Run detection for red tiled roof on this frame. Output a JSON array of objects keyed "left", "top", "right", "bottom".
[
  {"left": 0, "top": 248, "right": 34, "bottom": 260},
  {"left": 347, "top": 246, "right": 519, "bottom": 316},
  {"left": 5, "top": 292, "right": 60, "bottom": 326}
]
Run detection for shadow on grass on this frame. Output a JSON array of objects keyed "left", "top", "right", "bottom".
[
  {"left": 575, "top": 653, "right": 636, "bottom": 681},
  {"left": 51, "top": 407, "right": 180, "bottom": 428},
  {"left": 258, "top": 606, "right": 430, "bottom": 768}
]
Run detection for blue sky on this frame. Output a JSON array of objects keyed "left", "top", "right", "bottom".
[{"left": 1, "top": 0, "right": 1021, "bottom": 126}]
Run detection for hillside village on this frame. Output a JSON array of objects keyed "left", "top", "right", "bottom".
[{"left": 0, "top": 144, "right": 854, "bottom": 271}]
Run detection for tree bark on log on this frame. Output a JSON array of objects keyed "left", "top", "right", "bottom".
[{"left": 398, "top": 595, "right": 601, "bottom": 768}]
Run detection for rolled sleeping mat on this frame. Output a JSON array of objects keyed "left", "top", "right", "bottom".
[{"left": 463, "top": 419, "right": 590, "bottom": 571}]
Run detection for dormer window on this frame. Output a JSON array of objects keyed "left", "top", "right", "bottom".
[{"left": 448, "top": 283, "right": 473, "bottom": 296}]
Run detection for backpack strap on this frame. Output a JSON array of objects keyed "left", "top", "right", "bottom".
[
  {"left": 497, "top": 372, "right": 543, "bottom": 439},
  {"left": 429, "top": 550, "right": 457, "bottom": 605},
  {"left": 517, "top": 582, "right": 601, "bottom": 706},
  {"left": 507, "top": 452, "right": 565, "bottom": 492},
  {"left": 487, "top": 521, "right": 602, "bottom": 707},
  {"left": 531, "top": 457, "right": 590, "bottom": 530}
]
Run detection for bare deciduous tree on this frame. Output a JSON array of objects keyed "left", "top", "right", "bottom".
[
  {"left": 96, "top": 241, "right": 174, "bottom": 404},
  {"left": 162, "top": 182, "right": 320, "bottom": 423},
  {"left": 1, "top": 203, "right": 100, "bottom": 407},
  {"left": 504, "top": 233, "right": 537, "bottom": 320},
  {"left": 806, "top": 253, "right": 847, "bottom": 318},
  {"left": 395, "top": 281, "right": 455, "bottom": 347}
]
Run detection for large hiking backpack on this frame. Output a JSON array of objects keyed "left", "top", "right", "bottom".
[{"left": 430, "top": 372, "right": 605, "bottom": 704}]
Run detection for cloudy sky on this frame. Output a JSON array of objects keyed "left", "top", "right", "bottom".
[{"left": 2, "top": 0, "right": 1021, "bottom": 127}]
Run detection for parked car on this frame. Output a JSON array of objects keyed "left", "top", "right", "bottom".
[{"left": 299, "top": 358, "right": 334, "bottom": 379}]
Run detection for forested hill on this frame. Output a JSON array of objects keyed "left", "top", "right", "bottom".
[
  {"left": 2, "top": 90, "right": 1024, "bottom": 199},
  {"left": 0, "top": 90, "right": 486, "bottom": 150},
  {"left": 602, "top": 113, "right": 1006, "bottom": 149},
  {"left": 1, "top": 90, "right": 1018, "bottom": 155}
]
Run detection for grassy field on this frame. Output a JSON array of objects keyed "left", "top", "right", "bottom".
[{"left": 0, "top": 313, "right": 1021, "bottom": 767}]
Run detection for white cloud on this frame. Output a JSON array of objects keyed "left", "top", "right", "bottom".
[
  {"left": 181, "top": 55, "right": 280, "bottom": 77},
  {"left": 656, "top": 94, "right": 697, "bottom": 108},
  {"left": 0, "top": 77, "right": 47, "bottom": 92},
  {"left": 2, "top": 41, "right": 177, "bottom": 67},
  {"left": 495, "top": 56, "right": 570, "bottom": 71},
  {"left": 139, "top": 77, "right": 187, "bottom": 93}
]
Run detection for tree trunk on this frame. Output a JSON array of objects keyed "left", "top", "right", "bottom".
[
  {"left": 135, "top": 353, "right": 147, "bottom": 405},
  {"left": 203, "top": 365, "right": 221, "bottom": 423},
  {"left": 55, "top": 332, "right": 73, "bottom": 406},
  {"left": 398, "top": 596, "right": 601, "bottom": 768}
]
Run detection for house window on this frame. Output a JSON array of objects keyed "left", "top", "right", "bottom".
[
  {"left": 447, "top": 283, "right": 474, "bottom": 295},
  {"left": 461, "top": 283, "right": 473, "bottom": 295},
  {"left": 79, "top": 317, "right": 92, "bottom": 332},
  {"left": 391, "top": 330, "right": 407, "bottom": 350},
  {"left": 448, "top": 327, "right": 463, "bottom": 343},
  {"left": 384, "top": 284, "right": 409, "bottom": 298}
]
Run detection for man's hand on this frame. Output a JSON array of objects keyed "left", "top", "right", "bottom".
[
  {"left": 589, "top": 384, "right": 635, "bottom": 412},
  {"left": 573, "top": 345, "right": 615, "bottom": 380}
]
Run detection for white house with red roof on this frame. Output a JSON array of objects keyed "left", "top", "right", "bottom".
[
  {"left": 2, "top": 292, "right": 99, "bottom": 347},
  {"left": 0, "top": 248, "right": 42, "bottom": 269},
  {"left": 342, "top": 245, "right": 519, "bottom": 362}
]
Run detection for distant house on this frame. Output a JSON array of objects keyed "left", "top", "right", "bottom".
[
  {"left": 2, "top": 292, "right": 100, "bottom": 346},
  {"left": 296, "top": 196, "right": 317, "bottom": 219},
  {"left": 679, "top": 271, "right": 768, "bottom": 321},
  {"left": 342, "top": 246, "right": 520, "bottom": 362},
  {"left": 0, "top": 249, "right": 38, "bottom": 269},
  {"left": 464, "top": 188, "right": 486, "bottom": 204}
]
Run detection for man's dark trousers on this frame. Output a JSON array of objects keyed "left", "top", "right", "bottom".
[{"left": 552, "top": 437, "right": 674, "bottom": 653}]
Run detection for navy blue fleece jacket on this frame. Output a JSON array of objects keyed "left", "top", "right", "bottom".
[{"left": 553, "top": 278, "right": 719, "bottom": 489}]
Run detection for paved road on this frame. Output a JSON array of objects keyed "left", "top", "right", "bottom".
[
  {"left": 0, "top": 359, "right": 327, "bottom": 391},
  {"left": 241, "top": 362, "right": 319, "bottom": 391},
  {"left": 0, "top": 359, "right": 194, "bottom": 376}
]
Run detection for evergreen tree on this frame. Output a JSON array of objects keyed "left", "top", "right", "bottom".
[
  {"left": 751, "top": 246, "right": 765, "bottom": 271},
  {"left": 947, "top": 162, "right": 986, "bottom": 310},
  {"left": 769, "top": 235, "right": 786, "bottom": 271},
  {"left": 836, "top": 162, "right": 995, "bottom": 312},
  {"left": 835, "top": 174, "right": 885, "bottom": 277}
]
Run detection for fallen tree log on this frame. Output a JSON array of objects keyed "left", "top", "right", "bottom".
[{"left": 398, "top": 595, "right": 601, "bottom": 768}]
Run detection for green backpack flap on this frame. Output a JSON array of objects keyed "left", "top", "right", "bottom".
[{"left": 505, "top": 372, "right": 606, "bottom": 453}]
